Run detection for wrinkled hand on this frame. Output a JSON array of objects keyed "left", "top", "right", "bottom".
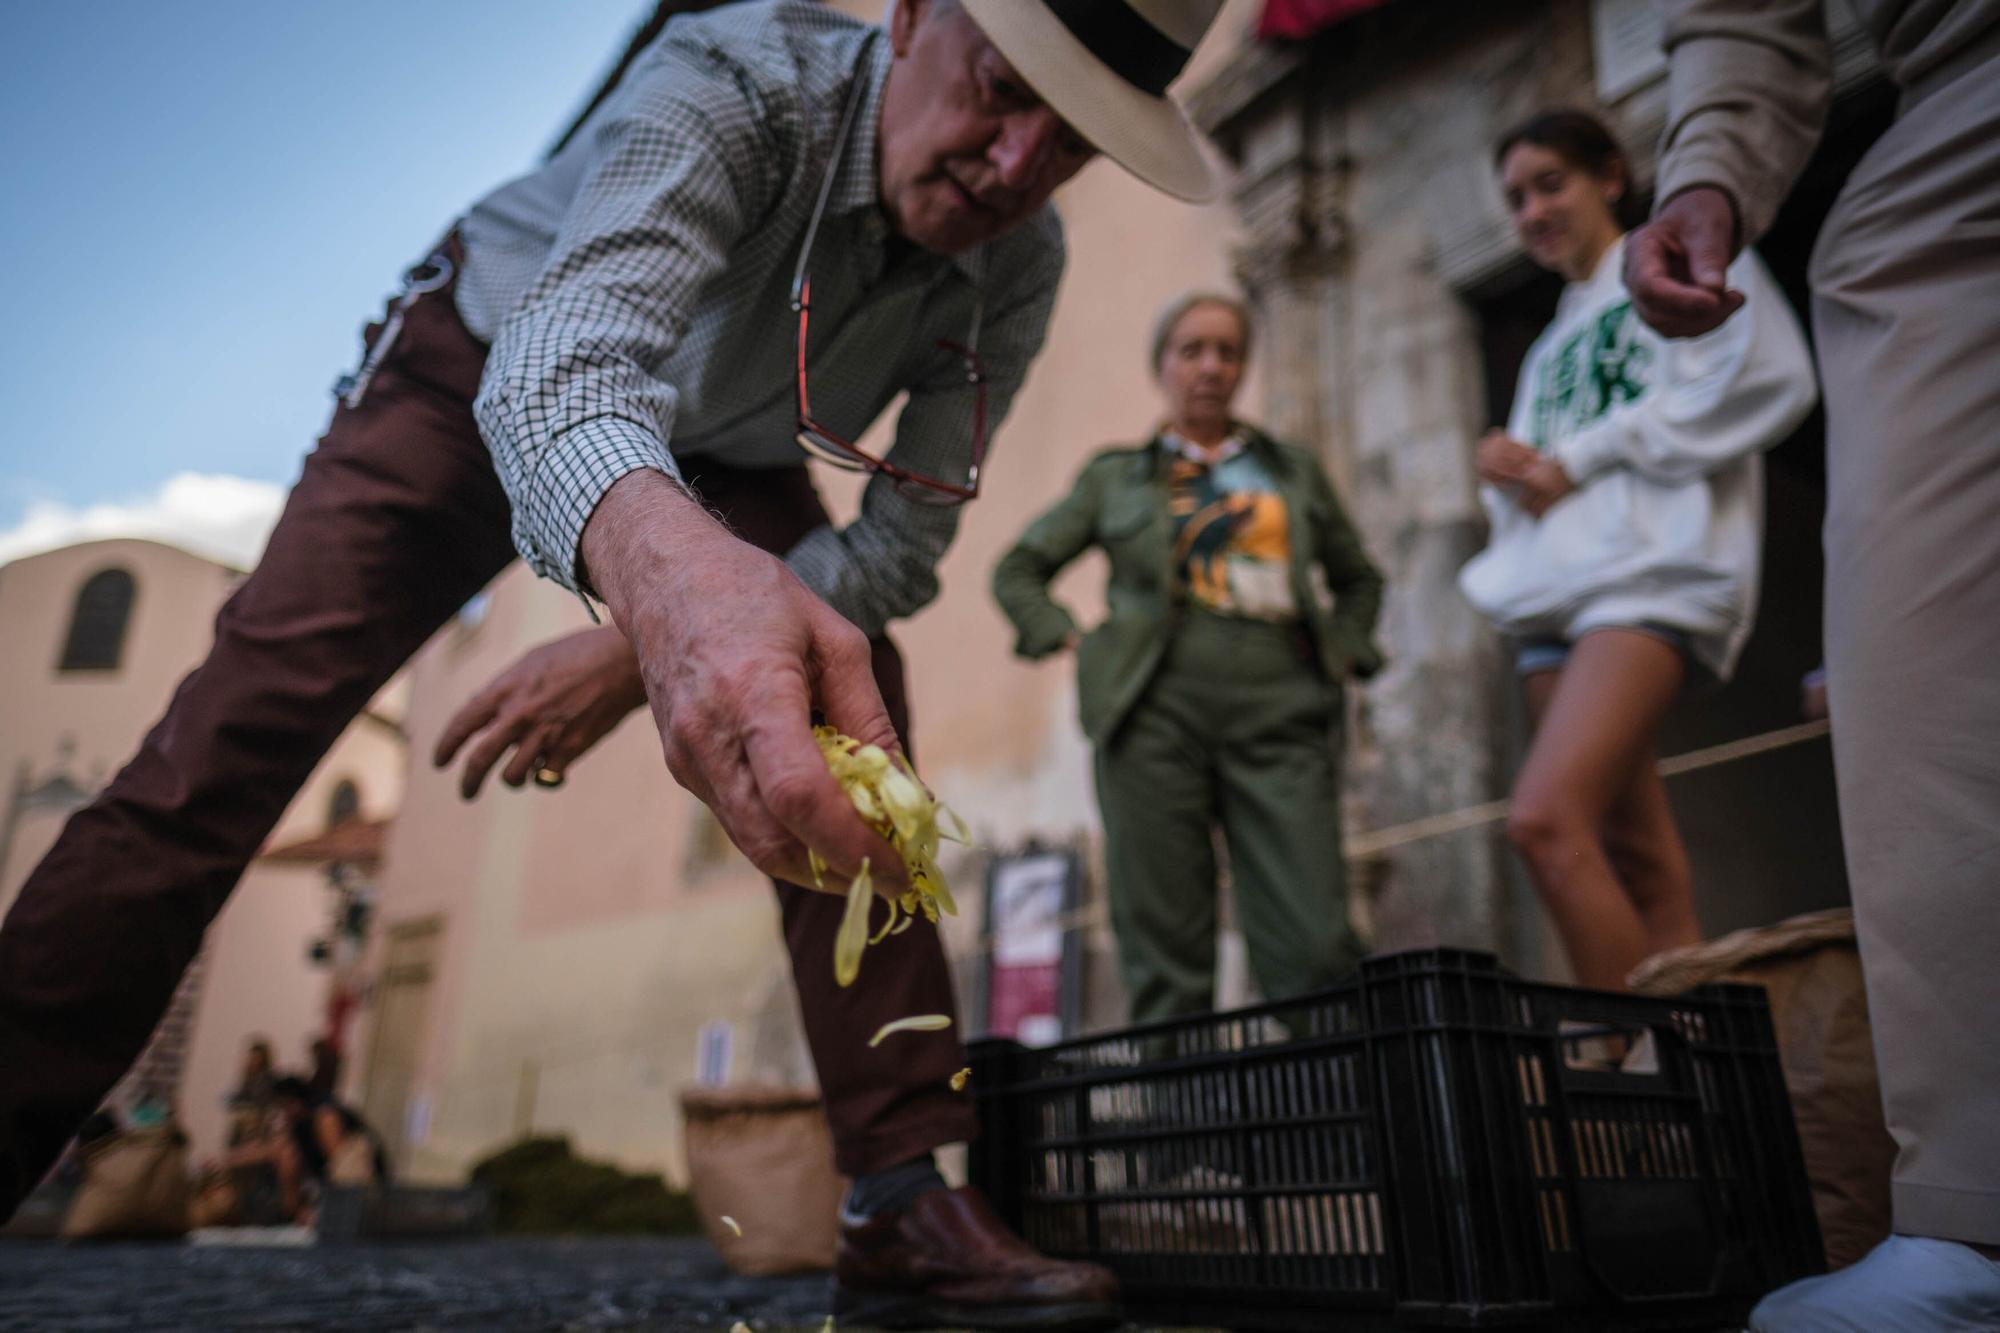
[
  {"left": 433, "top": 626, "right": 646, "bottom": 799},
  {"left": 579, "top": 470, "right": 907, "bottom": 896},
  {"left": 1476, "top": 429, "right": 1575, "bottom": 519},
  {"left": 1624, "top": 186, "right": 1745, "bottom": 337}
]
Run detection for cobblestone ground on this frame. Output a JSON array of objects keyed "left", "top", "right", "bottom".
[
  {"left": 0, "top": 1237, "right": 834, "bottom": 1332},
  {"left": 0, "top": 1237, "right": 1213, "bottom": 1332}
]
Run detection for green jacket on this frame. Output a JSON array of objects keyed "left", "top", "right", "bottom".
[{"left": 992, "top": 426, "right": 1386, "bottom": 745}]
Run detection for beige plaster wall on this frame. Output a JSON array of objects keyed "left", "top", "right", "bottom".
[
  {"left": 0, "top": 538, "right": 406, "bottom": 1160},
  {"left": 358, "top": 566, "right": 796, "bottom": 1184}
]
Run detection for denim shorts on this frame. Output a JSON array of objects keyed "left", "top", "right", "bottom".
[{"left": 1515, "top": 622, "right": 1693, "bottom": 677}]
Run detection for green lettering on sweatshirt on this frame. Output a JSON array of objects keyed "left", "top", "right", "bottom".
[{"left": 1527, "top": 299, "right": 1653, "bottom": 448}]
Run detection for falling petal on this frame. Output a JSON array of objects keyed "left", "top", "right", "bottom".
[
  {"left": 720, "top": 1214, "right": 742, "bottom": 1237},
  {"left": 950, "top": 1067, "right": 971, "bottom": 1092},
  {"left": 868, "top": 1014, "right": 952, "bottom": 1047}
]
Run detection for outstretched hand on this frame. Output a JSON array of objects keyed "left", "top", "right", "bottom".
[
  {"left": 1624, "top": 186, "right": 1745, "bottom": 338},
  {"left": 578, "top": 470, "right": 908, "bottom": 897},
  {"left": 433, "top": 626, "right": 646, "bottom": 799}
]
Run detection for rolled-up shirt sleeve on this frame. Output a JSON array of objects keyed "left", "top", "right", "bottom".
[
  {"left": 474, "top": 46, "right": 789, "bottom": 591},
  {"left": 786, "top": 224, "right": 1065, "bottom": 636}
]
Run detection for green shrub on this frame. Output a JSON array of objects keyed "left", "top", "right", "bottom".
[{"left": 469, "top": 1136, "right": 699, "bottom": 1235}]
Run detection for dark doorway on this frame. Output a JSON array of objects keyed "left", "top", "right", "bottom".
[{"left": 1472, "top": 82, "right": 1896, "bottom": 947}]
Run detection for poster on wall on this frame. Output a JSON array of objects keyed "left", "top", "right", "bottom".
[{"left": 977, "top": 847, "right": 1084, "bottom": 1048}]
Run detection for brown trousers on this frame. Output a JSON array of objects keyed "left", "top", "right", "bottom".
[
  {"left": 1812, "top": 49, "right": 2000, "bottom": 1244},
  {"left": 0, "top": 250, "right": 972, "bottom": 1215}
]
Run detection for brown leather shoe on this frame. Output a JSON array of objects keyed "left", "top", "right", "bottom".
[{"left": 834, "top": 1184, "right": 1120, "bottom": 1330}]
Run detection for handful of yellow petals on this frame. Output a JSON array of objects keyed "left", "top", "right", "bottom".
[{"left": 810, "top": 726, "right": 968, "bottom": 988}]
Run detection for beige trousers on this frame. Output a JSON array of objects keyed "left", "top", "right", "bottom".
[{"left": 1811, "top": 45, "right": 2000, "bottom": 1245}]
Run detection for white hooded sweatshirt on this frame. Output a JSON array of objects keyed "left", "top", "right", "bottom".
[{"left": 1458, "top": 237, "right": 1817, "bottom": 680}]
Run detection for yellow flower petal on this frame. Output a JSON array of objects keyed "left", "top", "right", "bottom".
[
  {"left": 833, "top": 858, "right": 873, "bottom": 989},
  {"left": 868, "top": 894, "right": 900, "bottom": 945},
  {"left": 950, "top": 1067, "right": 971, "bottom": 1092},
  {"left": 813, "top": 728, "right": 961, "bottom": 981},
  {"left": 720, "top": 1214, "right": 742, "bottom": 1237},
  {"left": 867, "top": 1014, "right": 952, "bottom": 1047}
]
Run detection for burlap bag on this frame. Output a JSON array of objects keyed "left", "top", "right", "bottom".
[
  {"left": 680, "top": 1086, "right": 845, "bottom": 1275},
  {"left": 60, "top": 1124, "right": 192, "bottom": 1240},
  {"left": 1629, "top": 907, "right": 1894, "bottom": 1269}
]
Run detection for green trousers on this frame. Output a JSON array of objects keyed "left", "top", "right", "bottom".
[{"left": 1094, "top": 608, "right": 1363, "bottom": 1025}]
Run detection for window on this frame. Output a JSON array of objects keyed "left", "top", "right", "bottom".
[
  {"left": 328, "top": 779, "right": 362, "bottom": 827},
  {"left": 58, "top": 568, "right": 137, "bottom": 672}
]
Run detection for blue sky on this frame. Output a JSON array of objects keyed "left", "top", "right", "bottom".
[{"left": 0, "top": 1, "right": 649, "bottom": 560}]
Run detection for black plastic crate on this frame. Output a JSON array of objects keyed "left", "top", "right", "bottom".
[{"left": 968, "top": 948, "right": 1821, "bottom": 1331}]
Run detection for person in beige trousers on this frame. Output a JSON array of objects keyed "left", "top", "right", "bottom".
[{"left": 1624, "top": 1, "right": 2000, "bottom": 1326}]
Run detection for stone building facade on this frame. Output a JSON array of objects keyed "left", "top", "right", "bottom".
[{"left": 1192, "top": 0, "right": 1887, "bottom": 970}]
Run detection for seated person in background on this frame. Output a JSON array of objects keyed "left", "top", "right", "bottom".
[
  {"left": 223, "top": 1076, "right": 387, "bottom": 1223},
  {"left": 305, "top": 1037, "right": 341, "bottom": 1102},
  {"left": 224, "top": 1037, "right": 278, "bottom": 1147}
]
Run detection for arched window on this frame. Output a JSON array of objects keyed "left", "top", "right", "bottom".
[
  {"left": 58, "top": 568, "right": 137, "bottom": 672},
  {"left": 328, "top": 779, "right": 362, "bottom": 827}
]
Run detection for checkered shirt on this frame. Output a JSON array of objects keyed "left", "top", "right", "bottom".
[{"left": 454, "top": 0, "right": 1066, "bottom": 635}]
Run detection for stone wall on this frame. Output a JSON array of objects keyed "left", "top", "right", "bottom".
[{"left": 1195, "top": 3, "right": 1608, "bottom": 962}]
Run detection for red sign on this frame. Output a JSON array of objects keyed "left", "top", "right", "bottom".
[{"left": 983, "top": 852, "right": 1073, "bottom": 1047}]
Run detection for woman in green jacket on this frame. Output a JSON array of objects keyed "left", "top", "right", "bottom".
[{"left": 993, "top": 292, "right": 1386, "bottom": 1023}]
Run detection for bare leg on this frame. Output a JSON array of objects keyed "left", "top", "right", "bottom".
[
  {"left": 1601, "top": 759, "right": 1701, "bottom": 957},
  {"left": 1510, "top": 630, "right": 1685, "bottom": 990}
]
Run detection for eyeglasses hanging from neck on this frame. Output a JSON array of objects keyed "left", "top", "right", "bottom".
[{"left": 788, "top": 34, "right": 989, "bottom": 507}]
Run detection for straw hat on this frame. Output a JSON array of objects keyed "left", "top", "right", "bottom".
[{"left": 959, "top": 0, "right": 1225, "bottom": 203}]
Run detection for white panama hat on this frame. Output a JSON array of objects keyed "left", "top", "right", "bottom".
[{"left": 957, "top": 0, "right": 1226, "bottom": 203}]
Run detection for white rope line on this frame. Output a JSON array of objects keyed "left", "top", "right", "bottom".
[
  {"left": 959, "top": 719, "right": 1834, "bottom": 954},
  {"left": 1346, "top": 718, "right": 1832, "bottom": 857}
]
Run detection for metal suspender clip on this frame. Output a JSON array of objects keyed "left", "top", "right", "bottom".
[{"left": 333, "top": 250, "right": 457, "bottom": 410}]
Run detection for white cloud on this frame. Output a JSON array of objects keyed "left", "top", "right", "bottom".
[{"left": 0, "top": 473, "right": 286, "bottom": 571}]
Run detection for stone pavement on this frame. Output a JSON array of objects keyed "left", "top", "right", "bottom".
[
  {"left": 0, "top": 1236, "right": 1211, "bottom": 1332},
  {"left": 0, "top": 1237, "right": 829, "bottom": 1332}
]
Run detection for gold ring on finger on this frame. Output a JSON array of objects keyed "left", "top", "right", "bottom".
[{"left": 532, "top": 767, "right": 565, "bottom": 790}]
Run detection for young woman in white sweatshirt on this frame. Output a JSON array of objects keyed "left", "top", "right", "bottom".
[{"left": 1459, "top": 110, "right": 1817, "bottom": 990}]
